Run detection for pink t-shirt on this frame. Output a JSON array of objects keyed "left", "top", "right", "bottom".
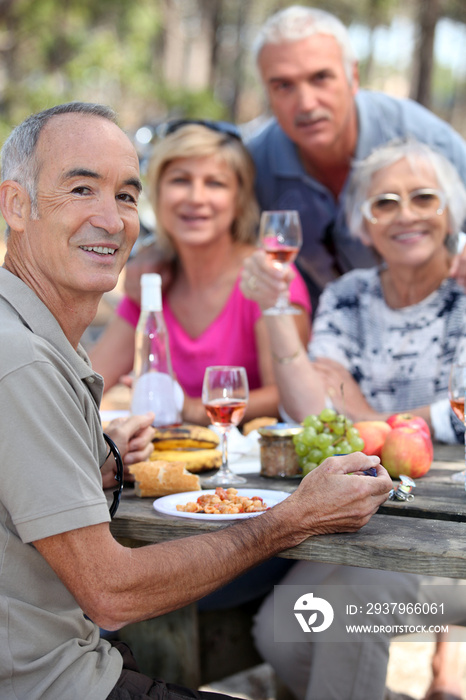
[{"left": 117, "top": 268, "right": 311, "bottom": 397}]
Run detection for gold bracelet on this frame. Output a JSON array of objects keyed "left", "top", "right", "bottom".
[{"left": 272, "top": 348, "right": 301, "bottom": 365}]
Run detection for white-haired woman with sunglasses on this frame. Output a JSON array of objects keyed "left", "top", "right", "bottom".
[
  {"left": 90, "top": 121, "right": 311, "bottom": 425},
  {"left": 242, "top": 140, "right": 466, "bottom": 700},
  {"left": 241, "top": 139, "right": 466, "bottom": 443}
]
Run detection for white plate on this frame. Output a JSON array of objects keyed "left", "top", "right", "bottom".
[{"left": 153, "top": 489, "right": 291, "bottom": 520}]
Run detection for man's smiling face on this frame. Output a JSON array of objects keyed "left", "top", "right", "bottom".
[{"left": 20, "top": 112, "right": 141, "bottom": 300}]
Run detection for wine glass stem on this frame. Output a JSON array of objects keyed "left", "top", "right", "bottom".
[
  {"left": 275, "top": 263, "right": 289, "bottom": 308},
  {"left": 220, "top": 427, "right": 230, "bottom": 471},
  {"left": 276, "top": 289, "right": 289, "bottom": 309}
]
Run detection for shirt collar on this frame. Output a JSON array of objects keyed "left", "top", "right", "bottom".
[
  {"left": 354, "top": 90, "right": 385, "bottom": 160},
  {"left": 269, "top": 122, "right": 307, "bottom": 178},
  {"left": 0, "top": 267, "right": 99, "bottom": 386}
]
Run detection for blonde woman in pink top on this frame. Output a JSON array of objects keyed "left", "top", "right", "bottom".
[{"left": 90, "top": 121, "right": 311, "bottom": 425}]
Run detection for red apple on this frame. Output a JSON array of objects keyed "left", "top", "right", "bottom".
[
  {"left": 381, "top": 426, "right": 433, "bottom": 479},
  {"left": 353, "top": 421, "right": 392, "bottom": 458},
  {"left": 386, "top": 413, "right": 431, "bottom": 439}
]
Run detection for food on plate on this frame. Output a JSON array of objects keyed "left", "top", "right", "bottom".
[
  {"left": 149, "top": 448, "right": 222, "bottom": 473},
  {"left": 293, "top": 409, "right": 365, "bottom": 475},
  {"left": 152, "top": 424, "right": 220, "bottom": 450},
  {"left": 129, "top": 460, "right": 200, "bottom": 497},
  {"left": 242, "top": 417, "right": 278, "bottom": 436},
  {"left": 176, "top": 487, "right": 269, "bottom": 514}
]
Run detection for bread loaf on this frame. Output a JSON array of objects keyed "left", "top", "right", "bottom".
[{"left": 129, "top": 460, "right": 200, "bottom": 497}]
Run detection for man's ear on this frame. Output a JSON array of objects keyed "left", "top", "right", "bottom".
[{"left": 0, "top": 180, "right": 31, "bottom": 233}]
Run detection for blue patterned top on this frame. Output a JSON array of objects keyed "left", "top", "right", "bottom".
[{"left": 309, "top": 267, "right": 466, "bottom": 443}]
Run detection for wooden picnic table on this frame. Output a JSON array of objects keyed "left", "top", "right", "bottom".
[
  {"left": 108, "top": 443, "right": 466, "bottom": 686},
  {"left": 110, "top": 443, "right": 466, "bottom": 580}
]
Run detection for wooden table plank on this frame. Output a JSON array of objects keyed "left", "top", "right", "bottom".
[
  {"left": 279, "top": 514, "right": 466, "bottom": 578},
  {"left": 109, "top": 442, "right": 466, "bottom": 579},
  {"left": 109, "top": 443, "right": 466, "bottom": 683},
  {"left": 109, "top": 496, "right": 466, "bottom": 579}
]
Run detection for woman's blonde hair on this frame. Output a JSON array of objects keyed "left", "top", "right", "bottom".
[{"left": 147, "top": 124, "right": 259, "bottom": 257}]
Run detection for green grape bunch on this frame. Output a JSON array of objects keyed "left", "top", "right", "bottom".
[{"left": 293, "top": 408, "right": 365, "bottom": 476}]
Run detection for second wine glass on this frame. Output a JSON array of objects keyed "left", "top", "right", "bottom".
[
  {"left": 259, "top": 210, "right": 302, "bottom": 315},
  {"left": 448, "top": 363, "right": 466, "bottom": 483},
  {"left": 202, "top": 366, "right": 249, "bottom": 487}
]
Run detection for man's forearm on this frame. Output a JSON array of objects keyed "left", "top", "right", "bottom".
[
  {"left": 35, "top": 453, "right": 391, "bottom": 632},
  {"left": 106, "top": 504, "right": 303, "bottom": 627},
  {"left": 37, "top": 502, "right": 306, "bottom": 631}
]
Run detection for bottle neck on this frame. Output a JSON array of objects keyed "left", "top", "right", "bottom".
[{"left": 141, "top": 282, "right": 162, "bottom": 312}]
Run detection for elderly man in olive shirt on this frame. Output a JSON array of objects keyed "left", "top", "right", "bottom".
[{"left": 0, "top": 102, "right": 390, "bottom": 699}]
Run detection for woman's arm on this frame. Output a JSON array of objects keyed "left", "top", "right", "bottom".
[
  {"left": 261, "top": 313, "right": 327, "bottom": 422},
  {"left": 312, "top": 357, "right": 382, "bottom": 421},
  {"left": 88, "top": 315, "right": 135, "bottom": 392},
  {"left": 249, "top": 310, "right": 311, "bottom": 421},
  {"left": 313, "top": 357, "right": 438, "bottom": 432},
  {"left": 240, "top": 251, "right": 325, "bottom": 421}
]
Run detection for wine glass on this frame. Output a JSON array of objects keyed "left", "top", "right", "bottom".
[
  {"left": 259, "top": 210, "right": 303, "bottom": 315},
  {"left": 202, "top": 366, "right": 249, "bottom": 487},
  {"left": 448, "top": 363, "right": 466, "bottom": 483}
]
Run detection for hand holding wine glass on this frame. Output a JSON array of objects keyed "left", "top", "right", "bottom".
[
  {"left": 448, "top": 363, "right": 466, "bottom": 483},
  {"left": 259, "top": 210, "right": 302, "bottom": 315},
  {"left": 202, "top": 366, "right": 249, "bottom": 487}
]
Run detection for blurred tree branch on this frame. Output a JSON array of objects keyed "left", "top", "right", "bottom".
[{"left": 410, "top": 0, "right": 441, "bottom": 107}]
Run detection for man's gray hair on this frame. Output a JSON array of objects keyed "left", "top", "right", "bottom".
[
  {"left": 1, "top": 102, "right": 117, "bottom": 217},
  {"left": 253, "top": 5, "right": 356, "bottom": 83},
  {"left": 345, "top": 139, "right": 466, "bottom": 253}
]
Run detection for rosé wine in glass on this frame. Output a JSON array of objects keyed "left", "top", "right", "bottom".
[
  {"left": 450, "top": 396, "right": 465, "bottom": 423},
  {"left": 259, "top": 211, "right": 303, "bottom": 316},
  {"left": 263, "top": 245, "right": 299, "bottom": 266},
  {"left": 202, "top": 366, "right": 249, "bottom": 487},
  {"left": 204, "top": 398, "right": 247, "bottom": 427},
  {"left": 448, "top": 364, "right": 466, "bottom": 484}
]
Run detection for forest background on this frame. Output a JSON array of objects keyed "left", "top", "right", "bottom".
[{"left": 0, "top": 0, "right": 465, "bottom": 148}]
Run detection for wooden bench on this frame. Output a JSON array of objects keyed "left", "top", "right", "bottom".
[{"left": 118, "top": 599, "right": 263, "bottom": 687}]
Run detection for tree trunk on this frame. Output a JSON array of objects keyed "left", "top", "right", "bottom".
[
  {"left": 229, "top": 2, "right": 251, "bottom": 121},
  {"left": 411, "top": 0, "right": 440, "bottom": 108},
  {"left": 161, "top": 0, "right": 185, "bottom": 88}
]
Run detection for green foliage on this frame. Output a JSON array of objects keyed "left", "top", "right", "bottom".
[
  {"left": 0, "top": 0, "right": 163, "bottom": 128},
  {"left": 0, "top": 0, "right": 463, "bottom": 138},
  {"left": 155, "top": 84, "right": 228, "bottom": 121},
  {"left": 0, "top": 0, "right": 234, "bottom": 135}
]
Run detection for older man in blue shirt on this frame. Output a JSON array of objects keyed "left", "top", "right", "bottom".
[{"left": 249, "top": 6, "right": 466, "bottom": 312}]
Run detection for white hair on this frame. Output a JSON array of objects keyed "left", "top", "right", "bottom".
[
  {"left": 0, "top": 102, "right": 117, "bottom": 238},
  {"left": 345, "top": 139, "right": 466, "bottom": 253},
  {"left": 253, "top": 5, "right": 356, "bottom": 83},
  {"left": 1, "top": 102, "right": 117, "bottom": 217}
]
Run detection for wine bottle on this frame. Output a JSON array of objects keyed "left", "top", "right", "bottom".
[{"left": 131, "top": 273, "right": 182, "bottom": 426}]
